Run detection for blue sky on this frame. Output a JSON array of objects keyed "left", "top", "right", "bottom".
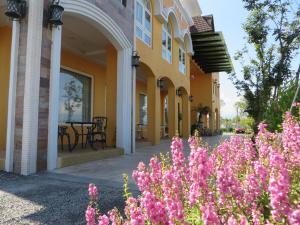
[{"left": 199, "top": 0, "right": 300, "bottom": 118}]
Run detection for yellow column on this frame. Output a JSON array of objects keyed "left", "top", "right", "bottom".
[
  {"left": 182, "top": 94, "right": 190, "bottom": 138},
  {"left": 168, "top": 86, "right": 177, "bottom": 138},
  {"left": 147, "top": 76, "right": 160, "bottom": 145},
  {"left": 106, "top": 44, "right": 117, "bottom": 146}
]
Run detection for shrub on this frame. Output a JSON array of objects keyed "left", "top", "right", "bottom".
[{"left": 85, "top": 111, "right": 300, "bottom": 225}]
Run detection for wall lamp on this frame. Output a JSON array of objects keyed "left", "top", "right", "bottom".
[
  {"left": 189, "top": 95, "right": 194, "bottom": 102},
  {"left": 157, "top": 79, "right": 164, "bottom": 89},
  {"left": 132, "top": 51, "right": 140, "bottom": 67},
  {"left": 48, "top": 0, "right": 64, "bottom": 26},
  {"left": 5, "top": 0, "right": 26, "bottom": 19},
  {"left": 176, "top": 89, "right": 183, "bottom": 97}
]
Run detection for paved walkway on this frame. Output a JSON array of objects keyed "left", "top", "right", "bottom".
[
  {"left": 55, "top": 135, "right": 229, "bottom": 185},
  {"left": 0, "top": 135, "right": 229, "bottom": 225}
]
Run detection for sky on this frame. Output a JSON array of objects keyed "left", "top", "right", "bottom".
[{"left": 198, "top": 0, "right": 300, "bottom": 119}]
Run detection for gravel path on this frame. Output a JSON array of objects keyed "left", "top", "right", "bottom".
[{"left": 0, "top": 135, "right": 229, "bottom": 225}]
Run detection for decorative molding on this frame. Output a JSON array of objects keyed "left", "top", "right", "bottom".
[
  {"left": 61, "top": 0, "right": 131, "bottom": 50},
  {"left": 21, "top": 0, "right": 44, "bottom": 175},
  {"left": 5, "top": 21, "right": 20, "bottom": 172}
]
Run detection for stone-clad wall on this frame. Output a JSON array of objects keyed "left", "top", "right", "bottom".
[
  {"left": 36, "top": 0, "right": 52, "bottom": 171},
  {"left": 13, "top": 17, "right": 28, "bottom": 174},
  {"left": 94, "top": 0, "right": 134, "bottom": 44}
]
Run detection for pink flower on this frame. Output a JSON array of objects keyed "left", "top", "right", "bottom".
[
  {"left": 88, "top": 183, "right": 98, "bottom": 200},
  {"left": 86, "top": 206, "right": 96, "bottom": 225},
  {"left": 98, "top": 215, "right": 109, "bottom": 225}
]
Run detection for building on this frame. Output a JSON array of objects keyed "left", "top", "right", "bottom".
[{"left": 0, "top": 0, "right": 232, "bottom": 175}]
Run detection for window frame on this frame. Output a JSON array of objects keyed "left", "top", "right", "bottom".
[
  {"left": 59, "top": 66, "right": 94, "bottom": 124},
  {"left": 179, "top": 46, "right": 186, "bottom": 74},
  {"left": 135, "top": 0, "right": 152, "bottom": 47},
  {"left": 162, "top": 22, "right": 172, "bottom": 64}
]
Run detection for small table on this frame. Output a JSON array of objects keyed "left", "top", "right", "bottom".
[{"left": 65, "top": 121, "right": 97, "bottom": 151}]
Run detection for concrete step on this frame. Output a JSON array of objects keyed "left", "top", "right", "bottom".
[{"left": 57, "top": 148, "right": 124, "bottom": 168}]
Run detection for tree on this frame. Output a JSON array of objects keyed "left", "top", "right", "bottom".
[{"left": 231, "top": 0, "right": 300, "bottom": 130}]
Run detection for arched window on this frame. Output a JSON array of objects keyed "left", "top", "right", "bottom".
[
  {"left": 162, "top": 22, "right": 172, "bottom": 63},
  {"left": 135, "top": 0, "right": 152, "bottom": 46},
  {"left": 179, "top": 44, "right": 186, "bottom": 74}
]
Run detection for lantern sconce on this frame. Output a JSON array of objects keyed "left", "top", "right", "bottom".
[
  {"left": 157, "top": 79, "right": 164, "bottom": 89},
  {"left": 176, "top": 89, "right": 183, "bottom": 97},
  {"left": 189, "top": 95, "right": 194, "bottom": 102},
  {"left": 132, "top": 51, "right": 140, "bottom": 67},
  {"left": 217, "top": 83, "right": 220, "bottom": 88},
  {"left": 5, "top": 0, "right": 27, "bottom": 20},
  {"left": 190, "top": 74, "right": 195, "bottom": 80},
  {"left": 47, "top": 0, "right": 64, "bottom": 26}
]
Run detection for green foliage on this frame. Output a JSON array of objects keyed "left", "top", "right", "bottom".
[
  {"left": 231, "top": 0, "right": 300, "bottom": 130},
  {"left": 264, "top": 80, "right": 300, "bottom": 131},
  {"left": 123, "top": 174, "right": 132, "bottom": 201}
]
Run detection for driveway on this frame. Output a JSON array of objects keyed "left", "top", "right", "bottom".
[{"left": 0, "top": 135, "right": 229, "bottom": 225}]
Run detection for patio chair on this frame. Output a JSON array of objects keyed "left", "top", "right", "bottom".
[
  {"left": 86, "top": 116, "right": 107, "bottom": 149},
  {"left": 58, "top": 125, "right": 71, "bottom": 152},
  {"left": 136, "top": 123, "right": 144, "bottom": 140}
]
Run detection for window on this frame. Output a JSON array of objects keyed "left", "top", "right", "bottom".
[
  {"left": 179, "top": 47, "right": 186, "bottom": 74},
  {"left": 162, "top": 22, "right": 172, "bottom": 63},
  {"left": 59, "top": 69, "right": 92, "bottom": 123},
  {"left": 135, "top": 0, "right": 152, "bottom": 46},
  {"left": 139, "top": 94, "right": 148, "bottom": 125}
]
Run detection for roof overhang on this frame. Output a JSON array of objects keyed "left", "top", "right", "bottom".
[{"left": 191, "top": 31, "right": 233, "bottom": 73}]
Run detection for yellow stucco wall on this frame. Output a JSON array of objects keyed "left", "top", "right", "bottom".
[
  {"left": 0, "top": 26, "right": 12, "bottom": 153},
  {"left": 190, "top": 60, "right": 220, "bottom": 130},
  {"left": 136, "top": 0, "right": 192, "bottom": 142},
  {"left": 61, "top": 48, "right": 106, "bottom": 117},
  {"left": 59, "top": 45, "right": 118, "bottom": 147}
]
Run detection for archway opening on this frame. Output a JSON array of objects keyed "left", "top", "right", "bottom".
[
  {"left": 54, "top": 12, "right": 122, "bottom": 168},
  {"left": 159, "top": 77, "right": 176, "bottom": 139},
  {"left": 177, "top": 86, "right": 189, "bottom": 137}
]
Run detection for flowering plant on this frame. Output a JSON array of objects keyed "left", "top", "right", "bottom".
[{"left": 86, "top": 111, "right": 300, "bottom": 225}]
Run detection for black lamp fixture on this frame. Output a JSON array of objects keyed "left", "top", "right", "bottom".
[
  {"left": 176, "top": 88, "right": 183, "bottom": 97},
  {"left": 217, "top": 83, "right": 220, "bottom": 88},
  {"left": 48, "top": 0, "right": 64, "bottom": 26},
  {"left": 157, "top": 79, "right": 164, "bottom": 89},
  {"left": 5, "top": 0, "right": 26, "bottom": 19},
  {"left": 189, "top": 95, "right": 194, "bottom": 102},
  {"left": 132, "top": 51, "right": 140, "bottom": 67}
]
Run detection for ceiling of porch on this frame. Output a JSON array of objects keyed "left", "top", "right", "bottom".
[{"left": 62, "top": 13, "right": 110, "bottom": 66}]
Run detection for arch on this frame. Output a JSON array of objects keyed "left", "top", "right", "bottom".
[
  {"left": 183, "top": 31, "right": 194, "bottom": 55},
  {"left": 61, "top": 0, "right": 131, "bottom": 50},
  {"left": 48, "top": 0, "right": 133, "bottom": 170},
  {"left": 177, "top": 86, "right": 189, "bottom": 96},
  {"left": 165, "top": 8, "right": 181, "bottom": 40}
]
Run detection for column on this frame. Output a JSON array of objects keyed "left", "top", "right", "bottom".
[
  {"left": 116, "top": 47, "right": 133, "bottom": 154},
  {"left": 147, "top": 76, "right": 160, "bottom": 145},
  {"left": 47, "top": 27, "right": 62, "bottom": 171},
  {"left": 5, "top": 21, "right": 20, "bottom": 172},
  {"left": 168, "top": 86, "right": 177, "bottom": 138},
  {"left": 21, "top": 0, "right": 44, "bottom": 175},
  {"left": 182, "top": 94, "right": 190, "bottom": 138}
]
